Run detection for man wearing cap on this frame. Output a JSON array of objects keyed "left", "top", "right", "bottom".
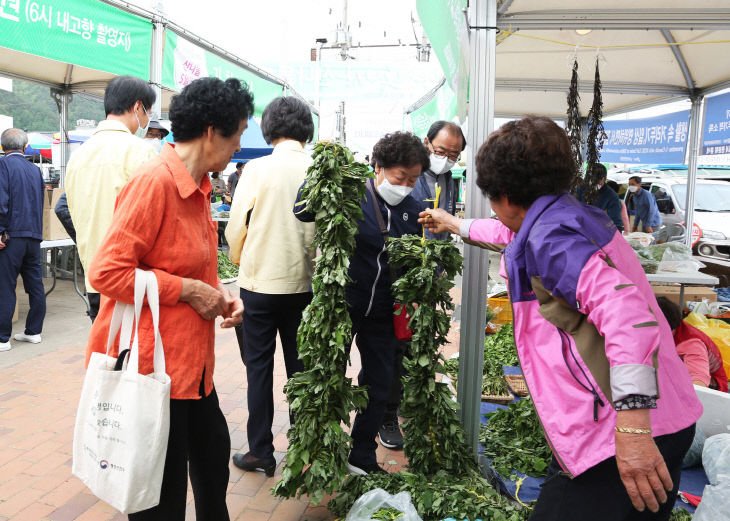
[{"left": 144, "top": 120, "right": 169, "bottom": 153}]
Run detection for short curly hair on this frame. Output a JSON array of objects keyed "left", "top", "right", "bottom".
[
  {"left": 476, "top": 116, "right": 575, "bottom": 207},
  {"left": 169, "top": 77, "right": 254, "bottom": 142},
  {"left": 371, "top": 131, "right": 430, "bottom": 172},
  {"left": 261, "top": 97, "right": 314, "bottom": 144}
]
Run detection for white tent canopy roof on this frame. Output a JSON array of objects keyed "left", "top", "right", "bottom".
[
  {"left": 0, "top": 0, "right": 313, "bottom": 114},
  {"left": 490, "top": 1, "right": 730, "bottom": 117}
]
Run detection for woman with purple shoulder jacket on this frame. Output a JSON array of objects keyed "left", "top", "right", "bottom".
[{"left": 419, "top": 116, "right": 701, "bottom": 521}]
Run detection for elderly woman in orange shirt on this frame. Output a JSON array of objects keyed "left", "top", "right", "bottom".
[{"left": 86, "top": 77, "right": 252, "bottom": 521}]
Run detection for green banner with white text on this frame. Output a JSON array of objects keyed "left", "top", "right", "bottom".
[
  {"left": 162, "top": 30, "right": 283, "bottom": 117},
  {"left": 0, "top": 0, "right": 152, "bottom": 79}
]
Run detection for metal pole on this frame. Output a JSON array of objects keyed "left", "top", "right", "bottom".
[
  {"left": 150, "top": 19, "right": 165, "bottom": 119},
  {"left": 51, "top": 88, "right": 71, "bottom": 188},
  {"left": 684, "top": 94, "right": 703, "bottom": 247},
  {"left": 458, "top": 0, "right": 497, "bottom": 459}
]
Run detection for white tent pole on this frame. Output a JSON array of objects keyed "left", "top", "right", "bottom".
[
  {"left": 150, "top": 19, "right": 164, "bottom": 119},
  {"left": 50, "top": 87, "right": 70, "bottom": 188},
  {"left": 684, "top": 94, "right": 703, "bottom": 247},
  {"left": 458, "top": 0, "right": 497, "bottom": 459}
]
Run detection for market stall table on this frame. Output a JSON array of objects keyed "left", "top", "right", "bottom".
[
  {"left": 646, "top": 271, "right": 719, "bottom": 310},
  {"left": 40, "top": 238, "right": 89, "bottom": 313},
  {"left": 479, "top": 366, "right": 705, "bottom": 514}
]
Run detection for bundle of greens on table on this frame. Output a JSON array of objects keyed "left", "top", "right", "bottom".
[
  {"left": 442, "top": 323, "right": 519, "bottom": 397},
  {"left": 479, "top": 398, "right": 550, "bottom": 479},
  {"left": 217, "top": 250, "right": 239, "bottom": 280}
]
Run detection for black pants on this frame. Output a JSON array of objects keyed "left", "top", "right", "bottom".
[
  {"left": 349, "top": 311, "right": 398, "bottom": 465},
  {"left": 0, "top": 237, "right": 45, "bottom": 343},
  {"left": 128, "top": 388, "right": 230, "bottom": 521},
  {"left": 529, "top": 424, "right": 695, "bottom": 521},
  {"left": 88, "top": 292, "right": 101, "bottom": 323},
  {"left": 383, "top": 340, "right": 408, "bottom": 422},
  {"left": 239, "top": 289, "right": 311, "bottom": 458}
]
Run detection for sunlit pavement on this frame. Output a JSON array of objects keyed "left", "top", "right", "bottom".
[{"left": 0, "top": 278, "right": 462, "bottom": 520}]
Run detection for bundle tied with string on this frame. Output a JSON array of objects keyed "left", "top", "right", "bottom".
[
  {"left": 566, "top": 56, "right": 583, "bottom": 191},
  {"left": 583, "top": 57, "right": 608, "bottom": 205}
]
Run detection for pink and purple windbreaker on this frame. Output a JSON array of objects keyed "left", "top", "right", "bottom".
[{"left": 463, "top": 193, "right": 702, "bottom": 476}]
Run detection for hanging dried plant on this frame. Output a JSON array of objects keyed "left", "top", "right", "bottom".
[
  {"left": 584, "top": 58, "right": 608, "bottom": 205},
  {"left": 566, "top": 58, "right": 583, "bottom": 191}
]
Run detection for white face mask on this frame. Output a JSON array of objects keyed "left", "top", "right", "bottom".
[
  {"left": 377, "top": 169, "right": 413, "bottom": 206},
  {"left": 628, "top": 185, "right": 639, "bottom": 193},
  {"left": 134, "top": 104, "right": 149, "bottom": 139},
  {"left": 429, "top": 153, "right": 456, "bottom": 176},
  {"left": 145, "top": 137, "right": 162, "bottom": 153}
]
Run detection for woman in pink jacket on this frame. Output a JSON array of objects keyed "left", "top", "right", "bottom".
[{"left": 420, "top": 116, "right": 701, "bottom": 521}]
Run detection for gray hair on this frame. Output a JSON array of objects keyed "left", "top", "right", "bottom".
[{"left": 1, "top": 128, "right": 28, "bottom": 152}]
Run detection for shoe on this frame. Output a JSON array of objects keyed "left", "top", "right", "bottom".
[
  {"left": 347, "top": 458, "right": 388, "bottom": 475},
  {"left": 13, "top": 333, "right": 41, "bottom": 344},
  {"left": 378, "top": 420, "right": 404, "bottom": 450},
  {"left": 0, "top": 341, "right": 11, "bottom": 352},
  {"left": 232, "top": 452, "right": 276, "bottom": 477}
]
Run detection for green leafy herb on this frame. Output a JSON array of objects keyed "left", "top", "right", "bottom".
[
  {"left": 483, "top": 323, "right": 518, "bottom": 377},
  {"left": 328, "top": 471, "right": 531, "bottom": 521},
  {"left": 479, "top": 398, "right": 551, "bottom": 479},
  {"left": 387, "top": 235, "right": 476, "bottom": 477},
  {"left": 372, "top": 507, "right": 405, "bottom": 520},
  {"left": 272, "top": 143, "right": 372, "bottom": 504},
  {"left": 482, "top": 375, "right": 509, "bottom": 397},
  {"left": 217, "top": 250, "right": 239, "bottom": 280},
  {"left": 669, "top": 508, "right": 693, "bottom": 521}
]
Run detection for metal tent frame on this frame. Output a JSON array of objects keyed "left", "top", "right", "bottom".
[
  {"left": 430, "top": 1, "right": 730, "bottom": 458},
  {"left": 0, "top": 0, "right": 318, "bottom": 186}
]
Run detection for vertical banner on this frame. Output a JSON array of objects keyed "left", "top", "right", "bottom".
[
  {"left": 416, "top": 0, "right": 469, "bottom": 120},
  {"left": 599, "top": 110, "right": 691, "bottom": 164},
  {"left": 701, "top": 92, "right": 730, "bottom": 155},
  {"left": 162, "top": 31, "right": 283, "bottom": 117},
  {"left": 0, "top": 0, "right": 152, "bottom": 79}
]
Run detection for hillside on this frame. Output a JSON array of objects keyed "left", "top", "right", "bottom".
[{"left": 0, "top": 79, "right": 105, "bottom": 132}]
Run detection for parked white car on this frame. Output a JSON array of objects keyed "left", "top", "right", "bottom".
[{"left": 624, "top": 178, "right": 730, "bottom": 261}]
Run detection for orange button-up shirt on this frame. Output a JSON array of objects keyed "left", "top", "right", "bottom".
[{"left": 86, "top": 143, "right": 219, "bottom": 400}]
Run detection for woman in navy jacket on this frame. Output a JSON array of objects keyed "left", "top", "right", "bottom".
[{"left": 295, "top": 132, "right": 429, "bottom": 473}]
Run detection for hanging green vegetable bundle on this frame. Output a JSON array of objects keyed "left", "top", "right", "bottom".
[
  {"left": 273, "top": 143, "right": 371, "bottom": 504},
  {"left": 386, "top": 235, "right": 475, "bottom": 476},
  {"left": 331, "top": 235, "right": 532, "bottom": 519}
]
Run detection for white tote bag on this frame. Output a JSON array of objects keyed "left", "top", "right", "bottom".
[{"left": 72, "top": 269, "right": 171, "bottom": 514}]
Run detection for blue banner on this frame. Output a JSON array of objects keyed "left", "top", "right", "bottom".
[
  {"left": 599, "top": 110, "right": 690, "bottom": 164},
  {"left": 701, "top": 92, "right": 730, "bottom": 155}
]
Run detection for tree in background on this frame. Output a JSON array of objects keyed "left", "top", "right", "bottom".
[{"left": 0, "top": 79, "right": 105, "bottom": 131}]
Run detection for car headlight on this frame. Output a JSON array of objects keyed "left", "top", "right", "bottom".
[{"left": 702, "top": 229, "right": 727, "bottom": 240}]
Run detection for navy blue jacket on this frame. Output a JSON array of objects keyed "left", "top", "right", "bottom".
[
  {"left": 595, "top": 184, "right": 623, "bottom": 230},
  {"left": 410, "top": 169, "right": 457, "bottom": 241},
  {"left": 0, "top": 152, "right": 45, "bottom": 240},
  {"left": 295, "top": 179, "right": 424, "bottom": 317}
]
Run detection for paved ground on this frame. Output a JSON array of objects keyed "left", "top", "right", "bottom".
[{"left": 0, "top": 274, "right": 465, "bottom": 521}]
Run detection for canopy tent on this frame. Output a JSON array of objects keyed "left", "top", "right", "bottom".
[
  {"left": 0, "top": 0, "right": 318, "bottom": 184},
  {"left": 233, "top": 117, "right": 273, "bottom": 161},
  {"left": 163, "top": 116, "right": 273, "bottom": 162},
  {"left": 413, "top": 0, "right": 730, "bottom": 457}
]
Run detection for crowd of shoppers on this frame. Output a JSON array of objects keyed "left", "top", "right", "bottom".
[{"left": 3, "top": 67, "right": 709, "bottom": 521}]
